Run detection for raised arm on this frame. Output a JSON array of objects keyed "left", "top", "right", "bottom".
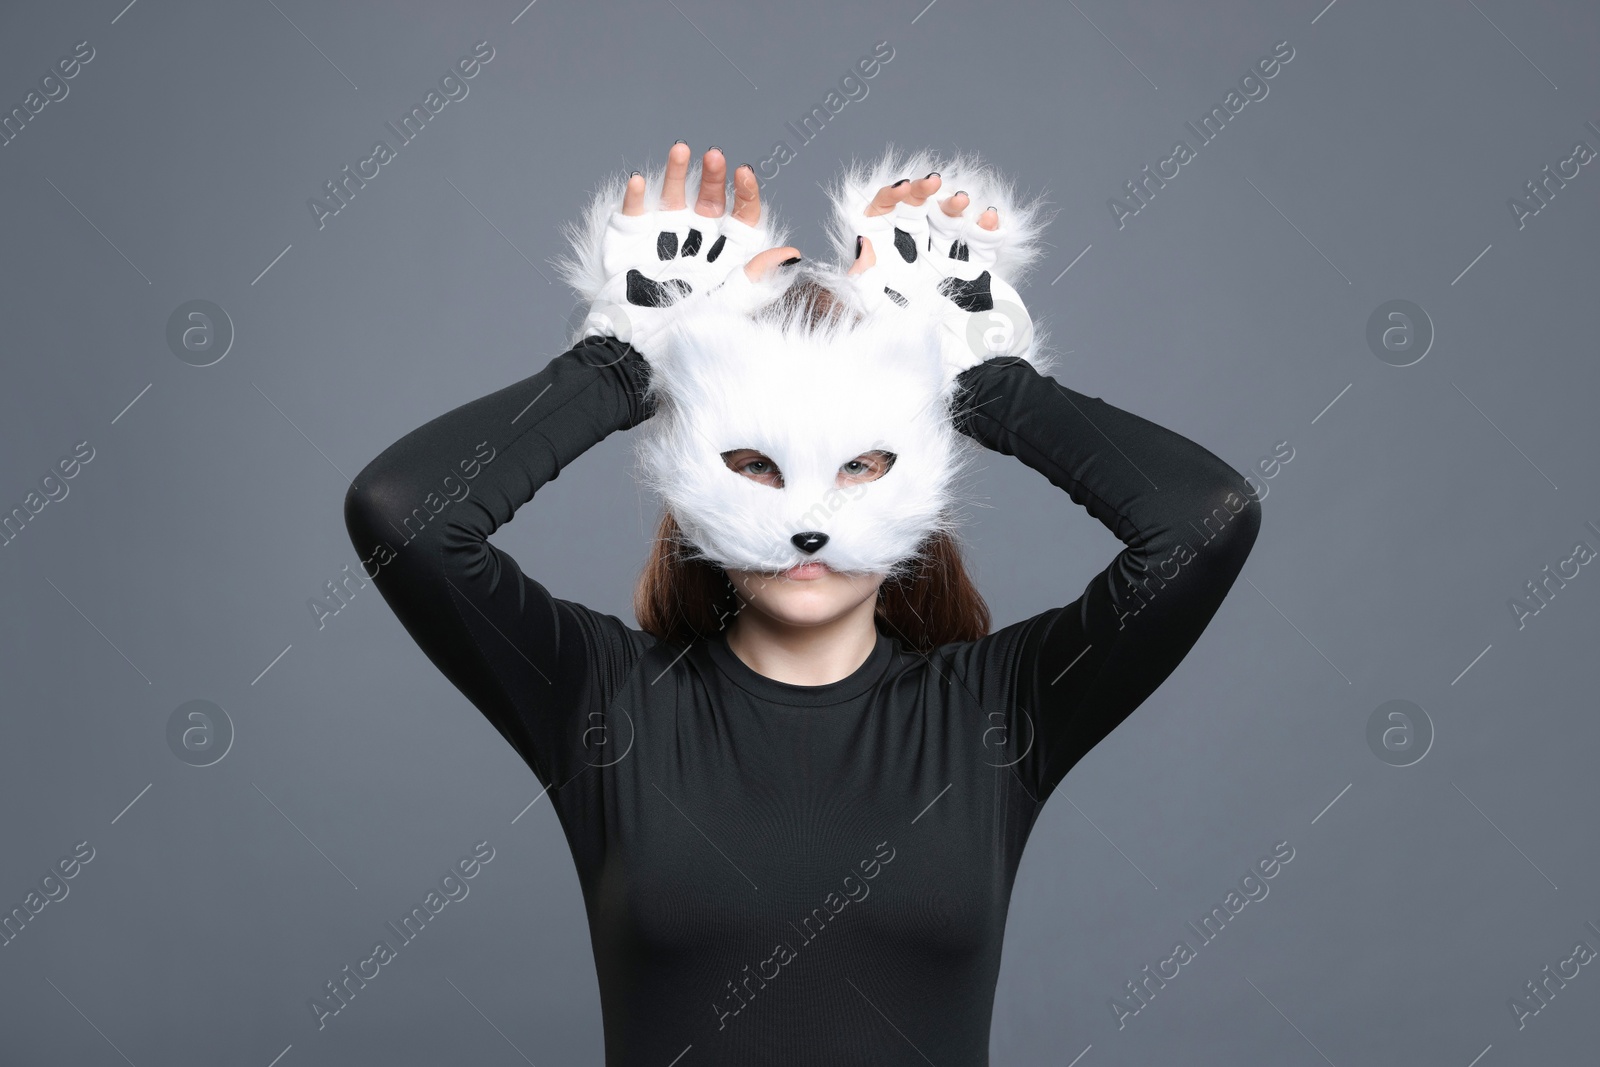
[
  {"left": 345, "top": 141, "right": 797, "bottom": 790},
  {"left": 823, "top": 156, "right": 1258, "bottom": 804},
  {"left": 950, "top": 355, "right": 1262, "bottom": 804},
  {"left": 342, "top": 337, "right": 655, "bottom": 789}
]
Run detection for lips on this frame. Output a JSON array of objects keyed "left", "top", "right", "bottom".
[{"left": 782, "top": 561, "right": 831, "bottom": 580}]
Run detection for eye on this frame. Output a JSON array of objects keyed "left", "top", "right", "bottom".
[
  {"left": 838, "top": 450, "right": 896, "bottom": 485},
  {"left": 722, "top": 449, "right": 785, "bottom": 488}
]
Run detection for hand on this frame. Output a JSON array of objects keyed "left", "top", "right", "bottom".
[
  {"left": 579, "top": 142, "right": 801, "bottom": 359},
  {"left": 843, "top": 172, "right": 1036, "bottom": 385}
]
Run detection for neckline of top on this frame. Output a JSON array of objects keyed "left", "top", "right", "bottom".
[{"left": 705, "top": 625, "right": 895, "bottom": 707}]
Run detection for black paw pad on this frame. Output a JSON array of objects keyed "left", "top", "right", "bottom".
[
  {"left": 681, "top": 227, "right": 703, "bottom": 257},
  {"left": 627, "top": 269, "right": 693, "bottom": 307},
  {"left": 892, "top": 227, "right": 918, "bottom": 263},
  {"left": 938, "top": 271, "right": 993, "bottom": 313},
  {"left": 705, "top": 234, "right": 727, "bottom": 262},
  {"left": 883, "top": 286, "right": 909, "bottom": 308},
  {"left": 948, "top": 240, "right": 970, "bottom": 262}
]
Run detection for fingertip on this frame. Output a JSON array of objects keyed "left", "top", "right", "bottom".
[
  {"left": 847, "top": 234, "right": 877, "bottom": 275},
  {"left": 744, "top": 245, "right": 797, "bottom": 281},
  {"left": 621, "top": 171, "right": 646, "bottom": 215}
]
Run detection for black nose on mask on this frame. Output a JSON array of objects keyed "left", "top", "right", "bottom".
[{"left": 791, "top": 531, "right": 829, "bottom": 554}]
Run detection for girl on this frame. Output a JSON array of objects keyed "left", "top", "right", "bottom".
[{"left": 345, "top": 140, "right": 1260, "bottom": 1065}]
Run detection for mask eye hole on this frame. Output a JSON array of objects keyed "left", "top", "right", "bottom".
[
  {"left": 722, "top": 449, "right": 784, "bottom": 489},
  {"left": 838, "top": 450, "right": 896, "bottom": 486}
]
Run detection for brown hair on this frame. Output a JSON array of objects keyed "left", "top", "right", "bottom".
[{"left": 630, "top": 275, "right": 992, "bottom": 654}]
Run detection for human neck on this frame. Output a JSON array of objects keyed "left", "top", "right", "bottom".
[{"left": 723, "top": 599, "right": 881, "bottom": 686}]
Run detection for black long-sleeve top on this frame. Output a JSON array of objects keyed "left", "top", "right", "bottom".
[{"left": 343, "top": 336, "right": 1260, "bottom": 1065}]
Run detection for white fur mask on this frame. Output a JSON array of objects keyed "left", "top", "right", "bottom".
[{"left": 635, "top": 283, "right": 975, "bottom": 577}]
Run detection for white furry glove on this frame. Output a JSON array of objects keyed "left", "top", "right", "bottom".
[
  {"left": 846, "top": 200, "right": 1035, "bottom": 386},
  {"left": 825, "top": 148, "right": 1054, "bottom": 390},
  {"left": 578, "top": 205, "right": 789, "bottom": 361}
]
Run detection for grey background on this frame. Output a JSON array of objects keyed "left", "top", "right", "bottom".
[{"left": 2, "top": 0, "right": 1596, "bottom": 1063}]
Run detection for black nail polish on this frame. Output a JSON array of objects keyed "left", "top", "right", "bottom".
[
  {"left": 708, "top": 145, "right": 722, "bottom": 153},
  {"left": 673, "top": 139, "right": 687, "bottom": 145},
  {"left": 739, "top": 162, "right": 754, "bottom": 173},
  {"left": 780, "top": 256, "right": 802, "bottom": 266},
  {"left": 986, "top": 205, "right": 997, "bottom": 213},
  {"left": 630, "top": 170, "right": 642, "bottom": 177},
  {"left": 892, "top": 178, "right": 910, "bottom": 187},
  {"left": 855, "top": 235, "right": 863, "bottom": 257},
  {"left": 925, "top": 171, "right": 940, "bottom": 179},
  {"left": 955, "top": 190, "right": 967, "bottom": 198}
]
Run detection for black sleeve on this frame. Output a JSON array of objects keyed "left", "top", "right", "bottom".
[
  {"left": 342, "top": 336, "right": 658, "bottom": 791},
  {"left": 946, "top": 355, "right": 1262, "bottom": 805}
]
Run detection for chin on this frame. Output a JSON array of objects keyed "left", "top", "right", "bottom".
[{"left": 730, "top": 567, "right": 882, "bottom": 627}]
